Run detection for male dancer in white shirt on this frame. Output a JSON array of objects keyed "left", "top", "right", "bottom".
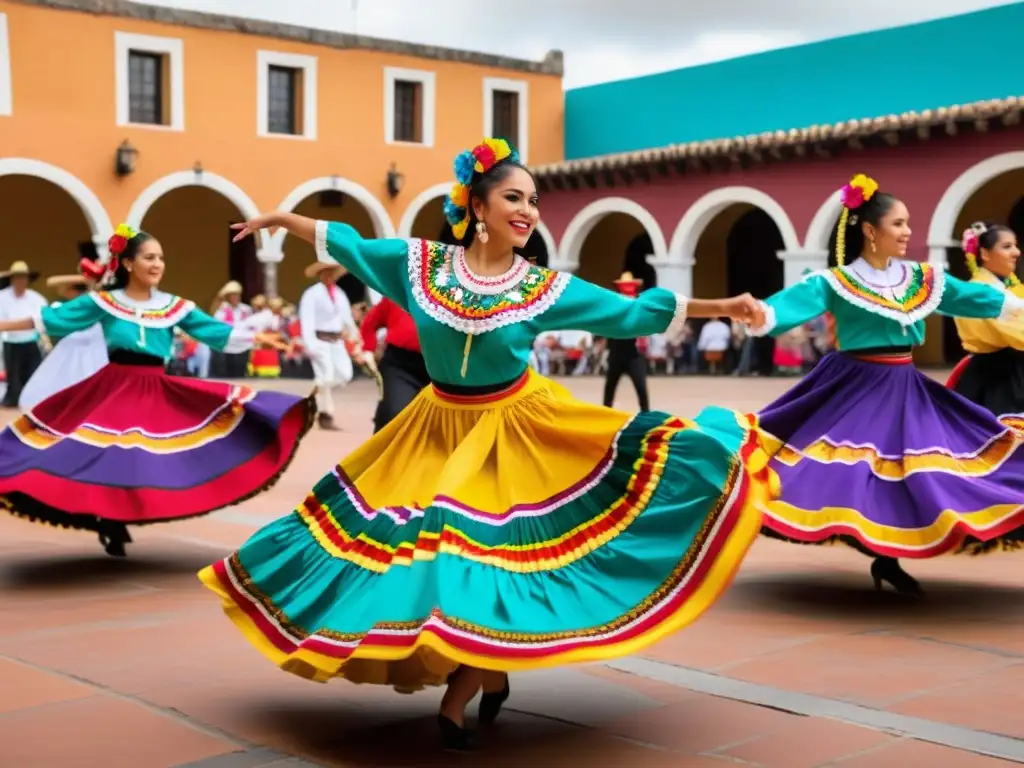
[
  {"left": 0, "top": 261, "right": 47, "bottom": 407},
  {"left": 298, "top": 262, "right": 366, "bottom": 430}
]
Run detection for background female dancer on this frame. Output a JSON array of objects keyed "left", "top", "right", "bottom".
[
  {"left": 948, "top": 222, "right": 1024, "bottom": 419},
  {"left": 200, "top": 138, "right": 776, "bottom": 752},
  {"left": 0, "top": 224, "right": 313, "bottom": 557},
  {"left": 748, "top": 174, "right": 1024, "bottom": 595},
  {"left": 18, "top": 264, "right": 107, "bottom": 411},
  {"left": 359, "top": 295, "right": 427, "bottom": 432}
]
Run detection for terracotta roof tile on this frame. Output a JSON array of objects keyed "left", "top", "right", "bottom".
[{"left": 534, "top": 95, "right": 1023, "bottom": 178}]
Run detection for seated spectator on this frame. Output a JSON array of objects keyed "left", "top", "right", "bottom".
[{"left": 697, "top": 317, "right": 731, "bottom": 375}]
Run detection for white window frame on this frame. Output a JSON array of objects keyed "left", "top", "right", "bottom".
[
  {"left": 383, "top": 66, "right": 436, "bottom": 147},
  {"left": 256, "top": 50, "right": 317, "bottom": 140},
  {"left": 483, "top": 77, "right": 528, "bottom": 163},
  {"left": 0, "top": 13, "right": 12, "bottom": 117},
  {"left": 114, "top": 32, "right": 184, "bottom": 130}
]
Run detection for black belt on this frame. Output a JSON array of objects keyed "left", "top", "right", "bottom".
[
  {"left": 431, "top": 371, "right": 526, "bottom": 396},
  {"left": 109, "top": 349, "right": 164, "bottom": 366}
]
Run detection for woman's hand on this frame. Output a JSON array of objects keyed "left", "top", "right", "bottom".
[
  {"left": 231, "top": 213, "right": 281, "bottom": 243},
  {"left": 722, "top": 293, "right": 765, "bottom": 327}
]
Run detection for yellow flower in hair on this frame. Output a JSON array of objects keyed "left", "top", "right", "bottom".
[
  {"left": 115, "top": 222, "right": 136, "bottom": 239},
  {"left": 849, "top": 174, "right": 879, "bottom": 202},
  {"left": 449, "top": 183, "right": 469, "bottom": 207},
  {"left": 483, "top": 137, "right": 512, "bottom": 160},
  {"left": 452, "top": 217, "right": 470, "bottom": 240}
]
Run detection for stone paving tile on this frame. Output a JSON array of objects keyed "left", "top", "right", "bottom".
[
  {"left": 717, "top": 718, "right": 896, "bottom": 767},
  {"left": 0, "top": 658, "right": 94, "bottom": 714},
  {"left": 888, "top": 667, "right": 1024, "bottom": 738},
  {"left": 708, "top": 630, "right": 1019, "bottom": 708},
  {"left": 833, "top": 738, "right": 1019, "bottom": 767},
  {"left": 603, "top": 693, "right": 799, "bottom": 754},
  {"left": 0, "top": 693, "right": 238, "bottom": 767}
]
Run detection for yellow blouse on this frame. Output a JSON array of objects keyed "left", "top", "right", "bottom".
[{"left": 954, "top": 269, "right": 1024, "bottom": 354}]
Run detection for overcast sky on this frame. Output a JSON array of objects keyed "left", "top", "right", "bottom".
[{"left": 141, "top": 0, "right": 1015, "bottom": 88}]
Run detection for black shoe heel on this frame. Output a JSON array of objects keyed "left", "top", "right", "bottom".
[{"left": 870, "top": 557, "right": 924, "bottom": 596}]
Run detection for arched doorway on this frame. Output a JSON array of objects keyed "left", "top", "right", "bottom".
[
  {"left": 127, "top": 171, "right": 261, "bottom": 309},
  {"left": 137, "top": 187, "right": 260, "bottom": 309},
  {"left": 560, "top": 199, "right": 667, "bottom": 285},
  {"left": 575, "top": 212, "right": 656, "bottom": 287},
  {"left": 938, "top": 166, "right": 1024, "bottom": 363},
  {"left": 0, "top": 160, "right": 113, "bottom": 288},
  {"left": 273, "top": 178, "right": 393, "bottom": 308},
  {"left": 678, "top": 193, "right": 791, "bottom": 377},
  {"left": 689, "top": 205, "right": 786, "bottom": 300},
  {"left": 0, "top": 175, "right": 108, "bottom": 284}
]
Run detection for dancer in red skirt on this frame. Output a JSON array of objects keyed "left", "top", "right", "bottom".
[{"left": 0, "top": 225, "right": 315, "bottom": 556}]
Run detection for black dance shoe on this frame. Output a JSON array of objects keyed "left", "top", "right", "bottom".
[
  {"left": 871, "top": 557, "right": 924, "bottom": 596},
  {"left": 97, "top": 521, "right": 132, "bottom": 558},
  {"left": 478, "top": 677, "right": 510, "bottom": 726},
  {"left": 438, "top": 714, "right": 476, "bottom": 751}
]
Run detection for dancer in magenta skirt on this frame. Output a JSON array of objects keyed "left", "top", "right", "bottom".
[{"left": 0, "top": 225, "right": 314, "bottom": 556}]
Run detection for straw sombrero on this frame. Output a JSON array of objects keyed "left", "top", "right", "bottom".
[
  {"left": 0, "top": 260, "right": 40, "bottom": 282},
  {"left": 218, "top": 280, "right": 244, "bottom": 297},
  {"left": 613, "top": 271, "right": 643, "bottom": 297},
  {"left": 305, "top": 262, "right": 346, "bottom": 279},
  {"left": 613, "top": 271, "right": 643, "bottom": 286}
]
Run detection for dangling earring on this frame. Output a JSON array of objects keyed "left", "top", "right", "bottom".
[
  {"left": 869, "top": 237, "right": 876, "bottom": 253},
  {"left": 475, "top": 221, "right": 489, "bottom": 244}
]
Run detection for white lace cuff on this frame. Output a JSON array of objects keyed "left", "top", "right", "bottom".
[
  {"left": 314, "top": 220, "right": 333, "bottom": 265},
  {"left": 746, "top": 301, "right": 777, "bottom": 337},
  {"left": 665, "top": 294, "right": 689, "bottom": 340}
]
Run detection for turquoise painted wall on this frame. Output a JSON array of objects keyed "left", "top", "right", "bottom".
[{"left": 565, "top": 2, "right": 1024, "bottom": 160}]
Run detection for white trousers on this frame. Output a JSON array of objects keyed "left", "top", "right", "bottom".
[{"left": 309, "top": 340, "right": 353, "bottom": 416}]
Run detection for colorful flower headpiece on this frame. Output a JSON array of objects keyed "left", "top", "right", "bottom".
[
  {"left": 962, "top": 221, "right": 1020, "bottom": 286},
  {"left": 108, "top": 223, "right": 137, "bottom": 257},
  {"left": 444, "top": 138, "right": 520, "bottom": 240},
  {"left": 835, "top": 173, "right": 880, "bottom": 267}
]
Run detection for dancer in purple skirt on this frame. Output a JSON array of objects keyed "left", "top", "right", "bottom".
[{"left": 748, "top": 174, "right": 1024, "bottom": 595}]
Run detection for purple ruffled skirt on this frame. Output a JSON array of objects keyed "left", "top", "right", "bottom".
[{"left": 757, "top": 350, "right": 1024, "bottom": 557}]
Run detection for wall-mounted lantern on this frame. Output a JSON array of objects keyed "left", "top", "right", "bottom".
[
  {"left": 386, "top": 162, "right": 404, "bottom": 199},
  {"left": 115, "top": 140, "right": 138, "bottom": 176}
]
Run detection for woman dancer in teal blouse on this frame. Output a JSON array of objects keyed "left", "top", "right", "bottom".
[{"left": 200, "top": 138, "right": 778, "bottom": 751}]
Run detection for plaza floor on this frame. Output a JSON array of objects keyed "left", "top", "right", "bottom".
[{"left": 1, "top": 374, "right": 1021, "bottom": 767}]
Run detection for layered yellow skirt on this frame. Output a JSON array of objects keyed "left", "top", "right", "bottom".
[{"left": 200, "top": 370, "right": 775, "bottom": 691}]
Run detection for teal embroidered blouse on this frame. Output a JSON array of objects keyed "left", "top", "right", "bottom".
[
  {"left": 33, "top": 289, "right": 255, "bottom": 359},
  {"left": 314, "top": 220, "right": 687, "bottom": 385},
  {"left": 751, "top": 258, "right": 1022, "bottom": 350}
]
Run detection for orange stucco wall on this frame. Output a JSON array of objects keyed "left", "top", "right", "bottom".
[{"left": 0, "top": 1, "right": 563, "bottom": 304}]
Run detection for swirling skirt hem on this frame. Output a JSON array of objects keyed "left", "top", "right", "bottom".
[{"left": 197, "top": 429, "right": 773, "bottom": 687}]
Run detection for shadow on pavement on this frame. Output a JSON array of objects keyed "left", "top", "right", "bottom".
[
  {"left": 728, "top": 571, "right": 1024, "bottom": 623},
  {"left": 241, "top": 699, "right": 594, "bottom": 767},
  {"left": 0, "top": 549, "right": 216, "bottom": 592}
]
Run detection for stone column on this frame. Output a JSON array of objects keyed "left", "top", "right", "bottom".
[
  {"left": 256, "top": 247, "right": 282, "bottom": 298},
  {"left": 651, "top": 259, "right": 693, "bottom": 297},
  {"left": 776, "top": 250, "right": 828, "bottom": 287},
  {"left": 262, "top": 261, "right": 278, "bottom": 298}
]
